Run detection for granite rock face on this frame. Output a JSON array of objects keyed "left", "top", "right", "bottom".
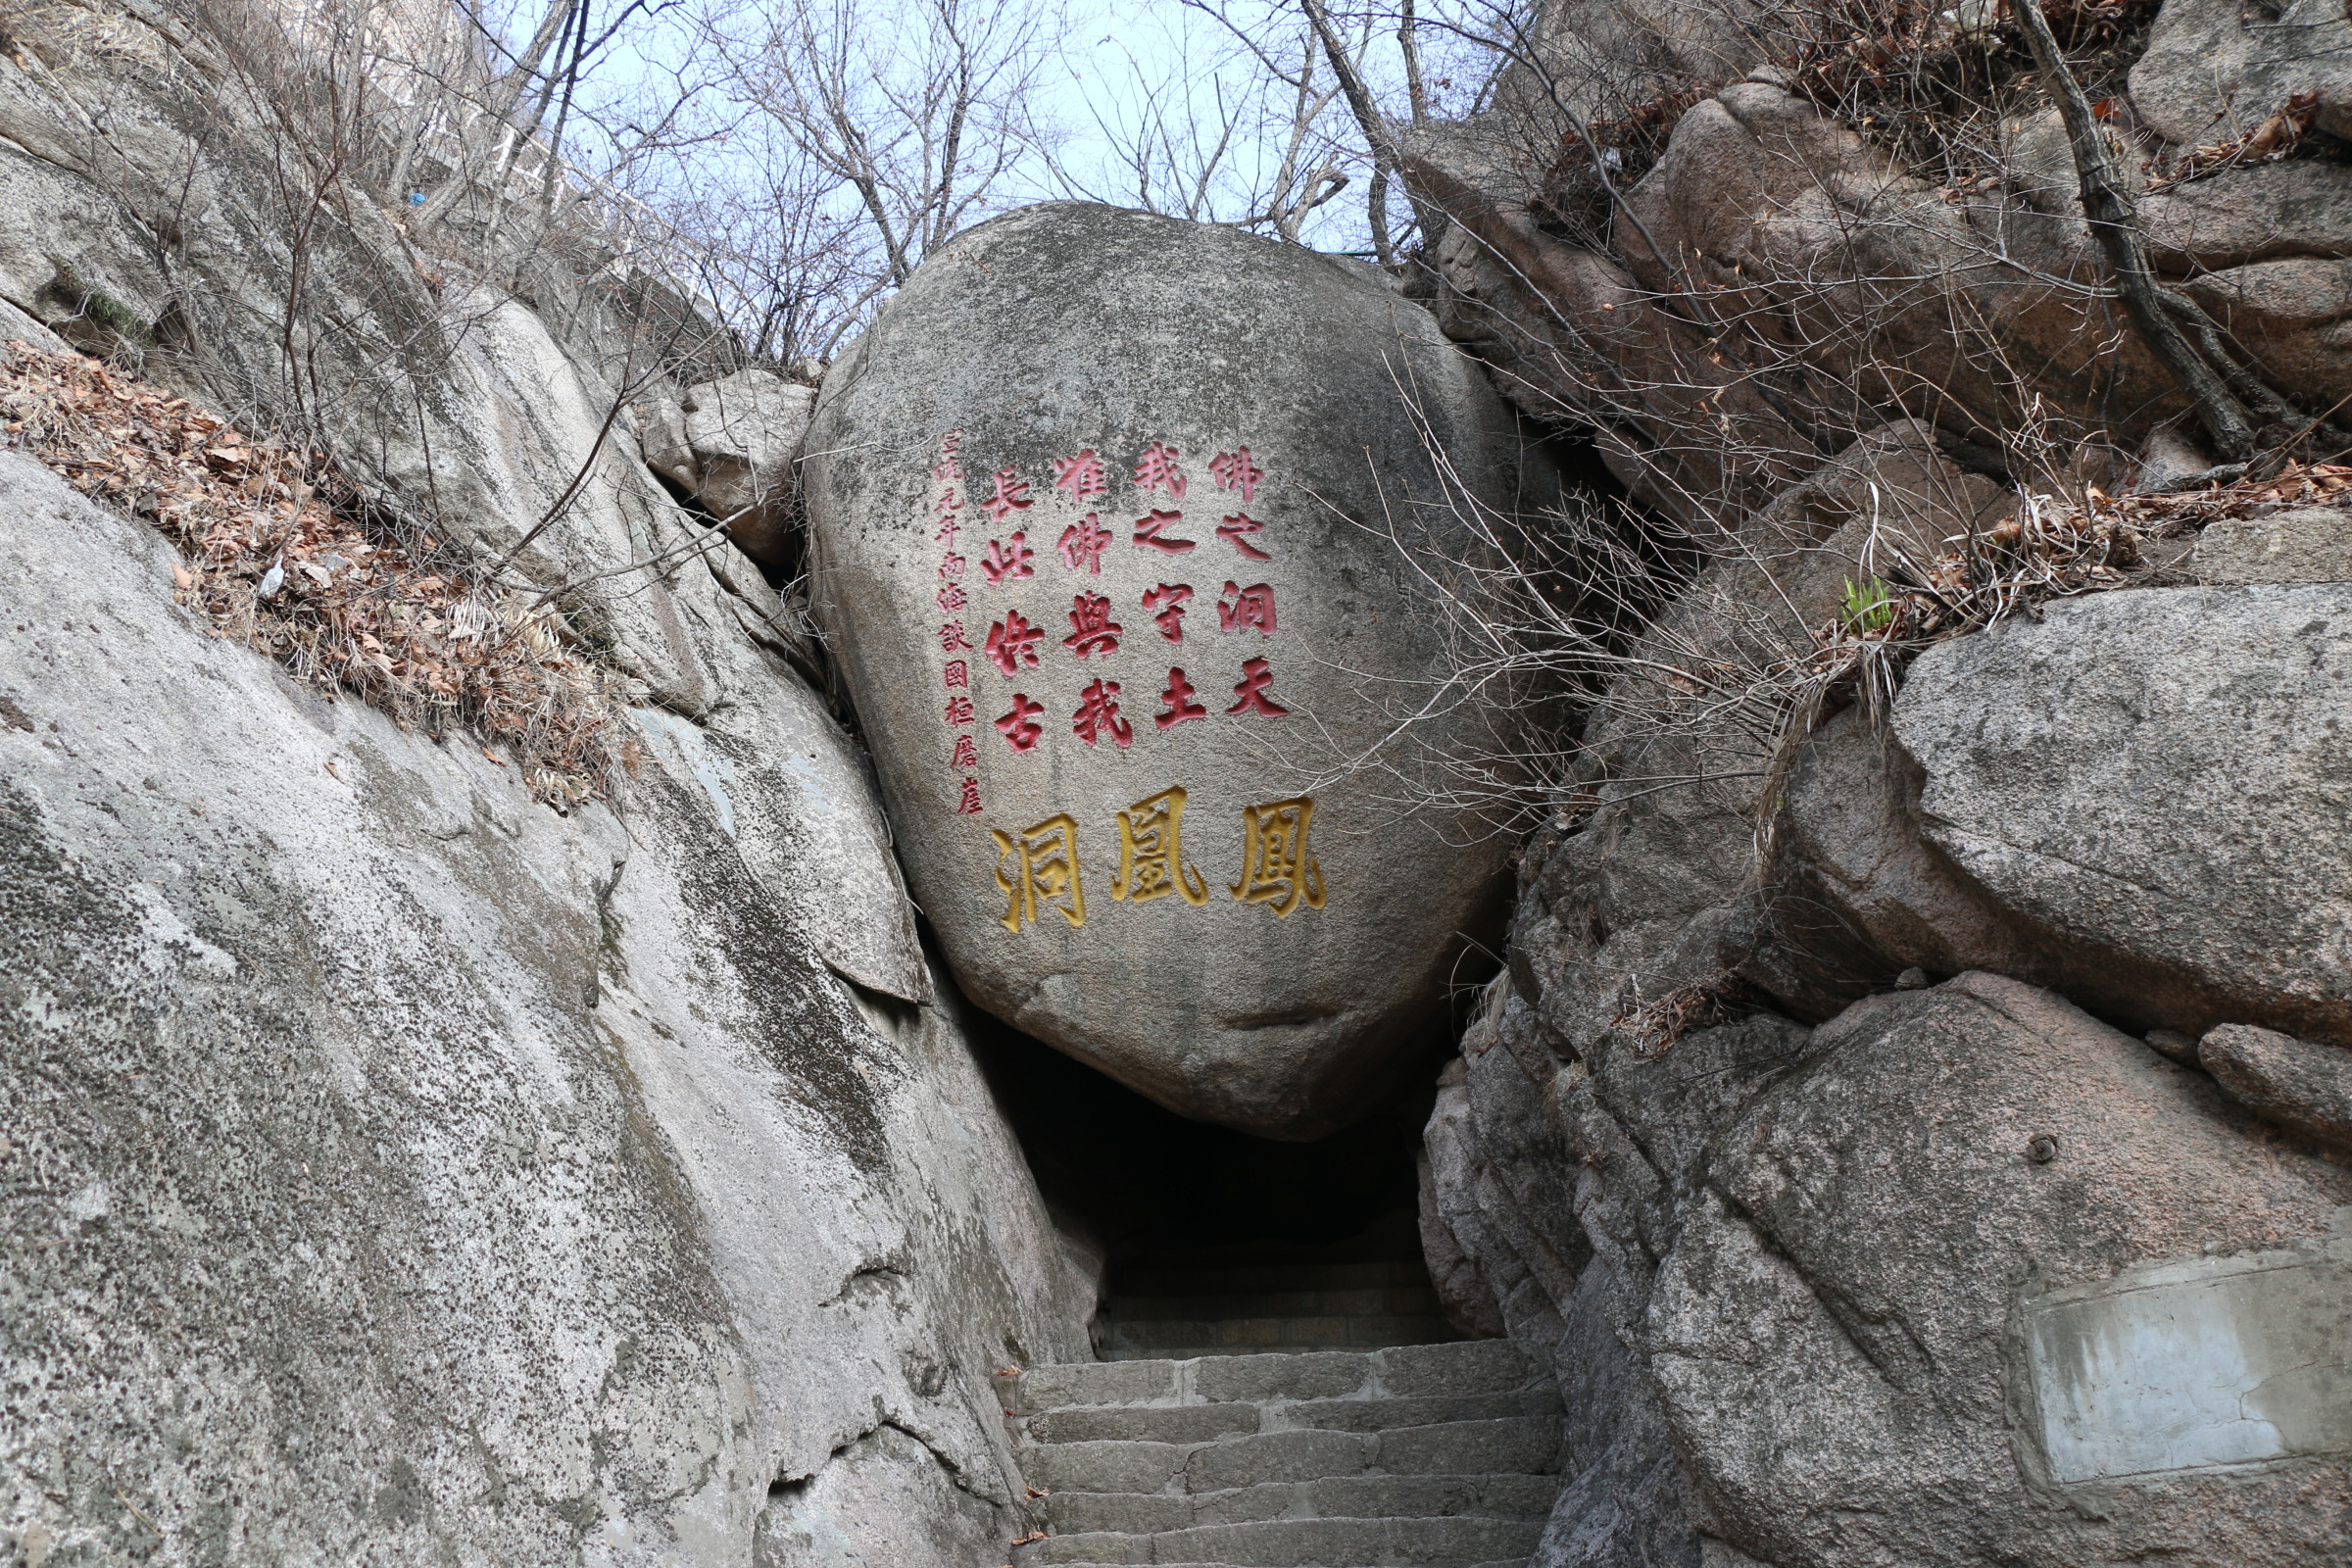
[
  {"left": 0, "top": 9, "right": 736, "bottom": 715},
  {"left": 806, "top": 202, "right": 1530, "bottom": 1138},
  {"left": 642, "top": 368, "right": 818, "bottom": 571},
  {"left": 1424, "top": 959, "right": 2352, "bottom": 1566},
  {"left": 2199, "top": 1024, "right": 2352, "bottom": 1151},
  {"left": 1889, "top": 586, "right": 2352, "bottom": 1047},
  {"left": 0, "top": 425, "right": 1087, "bottom": 1560}
]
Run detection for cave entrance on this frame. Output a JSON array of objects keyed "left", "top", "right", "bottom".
[{"left": 973, "top": 1018, "right": 1463, "bottom": 1362}]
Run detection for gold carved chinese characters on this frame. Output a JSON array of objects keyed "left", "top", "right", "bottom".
[
  {"left": 1231, "top": 796, "right": 1326, "bottom": 917},
  {"left": 991, "top": 791, "right": 1323, "bottom": 932},
  {"left": 1112, "top": 786, "right": 1208, "bottom": 906},
  {"left": 990, "top": 813, "right": 1084, "bottom": 933}
]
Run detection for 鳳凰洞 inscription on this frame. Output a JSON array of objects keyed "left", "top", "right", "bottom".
[{"left": 991, "top": 790, "right": 1324, "bottom": 930}]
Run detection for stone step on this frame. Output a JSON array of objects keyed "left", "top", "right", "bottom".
[
  {"left": 1001, "top": 1342, "right": 1536, "bottom": 1416},
  {"left": 1043, "top": 1562, "right": 1528, "bottom": 1568},
  {"left": 1024, "top": 1387, "right": 1562, "bottom": 1446},
  {"left": 1016, "top": 1418, "right": 1562, "bottom": 1496},
  {"left": 1018, "top": 1513, "right": 1547, "bottom": 1566},
  {"left": 1041, "top": 1472, "right": 1562, "bottom": 1534},
  {"left": 1103, "top": 1314, "right": 1457, "bottom": 1357},
  {"left": 1113, "top": 1259, "right": 1432, "bottom": 1296},
  {"left": 1104, "top": 1286, "right": 1445, "bottom": 1321},
  {"left": 1043, "top": 1562, "right": 1526, "bottom": 1568}
]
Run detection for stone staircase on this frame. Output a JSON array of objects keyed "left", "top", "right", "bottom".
[
  {"left": 1096, "top": 1257, "right": 1459, "bottom": 1360},
  {"left": 997, "top": 1340, "right": 1561, "bottom": 1568}
]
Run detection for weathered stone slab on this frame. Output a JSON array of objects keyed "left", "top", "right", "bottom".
[
  {"left": 806, "top": 203, "right": 1528, "bottom": 1136},
  {"left": 2023, "top": 1240, "right": 2352, "bottom": 1484},
  {"left": 1887, "top": 586, "right": 2352, "bottom": 1047},
  {"left": 2191, "top": 506, "right": 2352, "bottom": 584}
]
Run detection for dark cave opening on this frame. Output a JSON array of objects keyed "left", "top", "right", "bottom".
[{"left": 968, "top": 1008, "right": 1471, "bottom": 1362}]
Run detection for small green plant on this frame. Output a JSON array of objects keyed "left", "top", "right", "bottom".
[{"left": 1840, "top": 574, "right": 1895, "bottom": 635}]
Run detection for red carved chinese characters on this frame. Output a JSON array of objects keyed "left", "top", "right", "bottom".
[
  {"left": 995, "top": 693, "right": 1044, "bottom": 753},
  {"left": 1218, "top": 581, "right": 1276, "bottom": 636},
  {"left": 1052, "top": 449, "right": 1106, "bottom": 503},
  {"left": 916, "top": 433, "right": 1301, "bottom": 787},
  {"left": 1209, "top": 447, "right": 1263, "bottom": 502},
  {"left": 1133, "top": 509, "right": 1195, "bottom": 555},
  {"left": 1227, "top": 656, "right": 1289, "bottom": 717},
  {"left": 1063, "top": 592, "right": 1123, "bottom": 659},
  {"left": 934, "top": 429, "right": 981, "bottom": 816},
  {"left": 1072, "top": 678, "right": 1134, "bottom": 748},
  {"left": 1217, "top": 513, "right": 1271, "bottom": 562},
  {"left": 932, "top": 431, "right": 966, "bottom": 545},
  {"left": 1058, "top": 514, "right": 1112, "bottom": 574},
  {"left": 980, "top": 466, "right": 1033, "bottom": 526},
  {"left": 1143, "top": 583, "right": 1193, "bottom": 642},
  {"left": 1135, "top": 441, "right": 1187, "bottom": 499},
  {"left": 984, "top": 609, "right": 1044, "bottom": 676},
  {"left": 981, "top": 531, "right": 1034, "bottom": 584},
  {"left": 1156, "top": 667, "right": 1208, "bottom": 729}
]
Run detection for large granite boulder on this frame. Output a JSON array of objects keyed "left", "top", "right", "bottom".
[
  {"left": 1651, "top": 974, "right": 2352, "bottom": 1567},
  {"left": 1778, "top": 585, "right": 2352, "bottom": 1048},
  {"left": 805, "top": 202, "right": 1529, "bottom": 1138},
  {"left": 640, "top": 368, "right": 817, "bottom": 571},
  {"left": 2131, "top": 0, "right": 2352, "bottom": 146}
]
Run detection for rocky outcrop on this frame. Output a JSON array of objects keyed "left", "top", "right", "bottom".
[
  {"left": 0, "top": 2, "right": 752, "bottom": 714},
  {"left": 2199, "top": 1024, "right": 2352, "bottom": 1151},
  {"left": 0, "top": 9, "right": 1095, "bottom": 1560},
  {"left": 1410, "top": 0, "right": 2352, "bottom": 507},
  {"left": 642, "top": 368, "right": 817, "bottom": 572},
  {"left": 1650, "top": 975, "right": 2352, "bottom": 1566},
  {"left": 806, "top": 202, "right": 1531, "bottom": 1139},
  {"left": 1774, "top": 585, "right": 2352, "bottom": 1048},
  {"left": 0, "top": 440, "right": 1092, "bottom": 1562},
  {"left": 1426, "top": 954, "right": 2352, "bottom": 1565}
]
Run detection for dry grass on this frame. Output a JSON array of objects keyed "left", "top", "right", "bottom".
[
  {"left": 1802, "top": 459, "right": 2352, "bottom": 710},
  {"left": 1, "top": 342, "right": 636, "bottom": 805},
  {"left": 1614, "top": 969, "right": 1763, "bottom": 1056}
]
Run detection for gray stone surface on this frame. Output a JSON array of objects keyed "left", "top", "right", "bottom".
[
  {"left": 1645, "top": 974, "right": 2352, "bottom": 1566},
  {"left": 1027, "top": 1441, "right": 1191, "bottom": 1496},
  {"left": 1374, "top": 1421, "right": 1563, "bottom": 1479},
  {"left": 0, "top": 438, "right": 1088, "bottom": 1560},
  {"left": 643, "top": 368, "right": 818, "bottom": 570},
  {"left": 2132, "top": 0, "right": 2352, "bottom": 146},
  {"left": 0, "top": 11, "right": 739, "bottom": 716},
  {"left": 805, "top": 201, "right": 1531, "bottom": 1137},
  {"left": 2192, "top": 507, "right": 2352, "bottom": 584},
  {"left": 1284, "top": 1391, "right": 1556, "bottom": 1432},
  {"left": 1031, "top": 1403, "right": 1265, "bottom": 1446},
  {"left": 1194, "top": 1353, "right": 1376, "bottom": 1404},
  {"left": 1886, "top": 587, "right": 2352, "bottom": 1047},
  {"left": 2022, "top": 1238, "right": 2352, "bottom": 1486},
  {"left": 2200, "top": 1023, "right": 2352, "bottom": 1149},
  {"left": 756, "top": 1424, "right": 1004, "bottom": 1568},
  {"left": 1451, "top": 880, "right": 2352, "bottom": 1567},
  {"left": 1186, "top": 1431, "right": 1375, "bottom": 1492},
  {"left": 1009, "top": 1347, "right": 1566, "bottom": 1568}
]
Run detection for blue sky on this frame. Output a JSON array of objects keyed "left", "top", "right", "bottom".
[{"left": 542, "top": 0, "right": 1507, "bottom": 347}]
